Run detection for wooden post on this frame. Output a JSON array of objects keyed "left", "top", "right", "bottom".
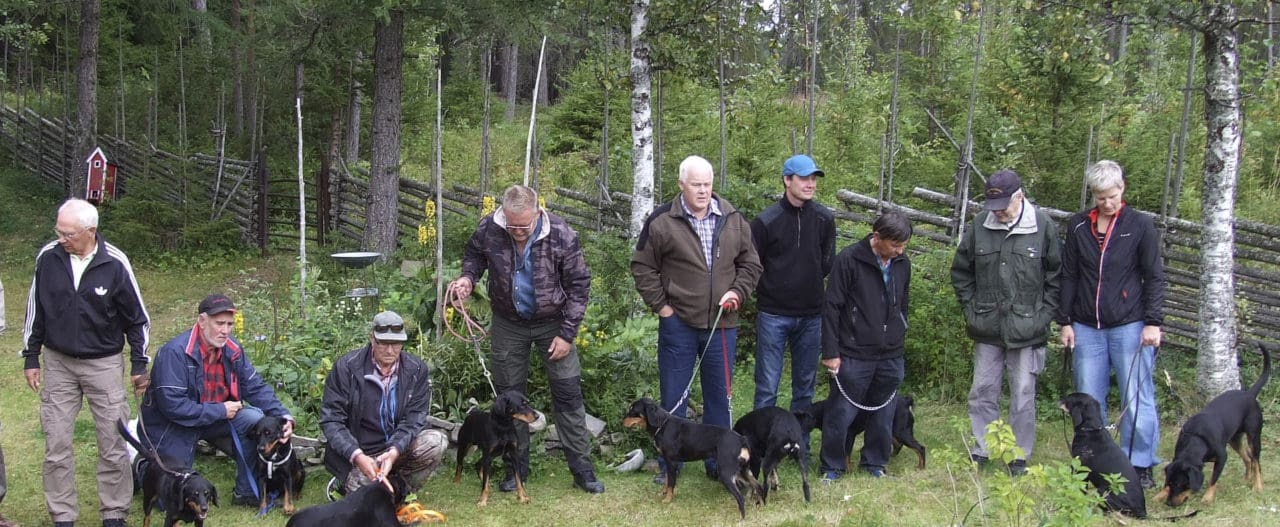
[{"left": 256, "top": 147, "right": 269, "bottom": 257}]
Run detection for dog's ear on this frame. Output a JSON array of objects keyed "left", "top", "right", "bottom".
[
  {"left": 1187, "top": 468, "right": 1204, "bottom": 491},
  {"left": 494, "top": 393, "right": 510, "bottom": 415},
  {"left": 210, "top": 484, "right": 219, "bottom": 507},
  {"left": 1067, "top": 400, "right": 1087, "bottom": 428}
]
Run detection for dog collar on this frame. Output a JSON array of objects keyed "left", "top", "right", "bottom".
[{"left": 258, "top": 447, "right": 293, "bottom": 480}]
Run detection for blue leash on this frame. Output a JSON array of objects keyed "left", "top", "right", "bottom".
[{"left": 228, "top": 418, "right": 262, "bottom": 501}]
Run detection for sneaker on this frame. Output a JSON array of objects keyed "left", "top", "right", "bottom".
[
  {"left": 820, "top": 471, "right": 841, "bottom": 484},
  {"left": 232, "top": 492, "right": 258, "bottom": 507},
  {"left": 970, "top": 454, "right": 989, "bottom": 468},
  {"left": 1007, "top": 459, "right": 1028, "bottom": 477},
  {"left": 652, "top": 472, "right": 666, "bottom": 486},
  {"left": 573, "top": 470, "right": 606, "bottom": 494},
  {"left": 865, "top": 467, "right": 887, "bottom": 478},
  {"left": 1136, "top": 466, "right": 1156, "bottom": 490}
]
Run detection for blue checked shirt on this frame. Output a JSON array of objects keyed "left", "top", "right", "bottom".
[{"left": 679, "top": 195, "right": 722, "bottom": 269}]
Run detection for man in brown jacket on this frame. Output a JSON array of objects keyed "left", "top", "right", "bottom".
[{"left": 631, "top": 155, "right": 762, "bottom": 481}]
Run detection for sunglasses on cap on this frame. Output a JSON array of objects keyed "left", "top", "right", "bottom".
[{"left": 374, "top": 324, "right": 405, "bottom": 333}]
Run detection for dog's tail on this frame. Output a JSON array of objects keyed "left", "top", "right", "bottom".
[
  {"left": 1247, "top": 342, "right": 1271, "bottom": 398},
  {"left": 116, "top": 418, "right": 163, "bottom": 470}
]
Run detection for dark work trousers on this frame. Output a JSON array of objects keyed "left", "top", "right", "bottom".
[
  {"left": 489, "top": 313, "right": 594, "bottom": 478},
  {"left": 819, "top": 356, "right": 905, "bottom": 475}
]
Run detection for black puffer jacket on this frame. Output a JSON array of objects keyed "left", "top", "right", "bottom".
[{"left": 822, "top": 236, "right": 911, "bottom": 361}]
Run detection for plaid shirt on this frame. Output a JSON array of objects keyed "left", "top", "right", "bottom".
[
  {"left": 199, "top": 337, "right": 231, "bottom": 403},
  {"left": 679, "top": 195, "right": 722, "bottom": 269}
]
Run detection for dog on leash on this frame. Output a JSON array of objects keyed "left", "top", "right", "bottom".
[
  {"left": 1060, "top": 392, "right": 1147, "bottom": 517},
  {"left": 623, "top": 397, "right": 762, "bottom": 519},
  {"left": 1156, "top": 343, "right": 1271, "bottom": 507},
  {"left": 286, "top": 473, "right": 408, "bottom": 527},
  {"left": 117, "top": 419, "right": 218, "bottom": 527},
  {"left": 732, "top": 406, "right": 810, "bottom": 504},
  {"left": 798, "top": 395, "right": 927, "bottom": 471},
  {"left": 250, "top": 414, "right": 306, "bottom": 514},
  {"left": 453, "top": 390, "right": 539, "bottom": 506}
]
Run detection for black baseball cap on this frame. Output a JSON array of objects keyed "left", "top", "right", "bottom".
[
  {"left": 984, "top": 169, "right": 1023, "bottom": 210},
  {"left": 197, "top": 294, "right": 237, "bottom": 316}
]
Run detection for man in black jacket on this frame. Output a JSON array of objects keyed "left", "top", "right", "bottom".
[
  {"left": 22, "top": 198, "right": 150, "bottom": 527},
  {"left": 319, "top": 311, "right": 448, "bottom": 494},
  {"left": 818, "top": 212, "right": 912, "bottom": 481},
  {"left": 750, "top": 154, "right": 835, "bottom": 414}
]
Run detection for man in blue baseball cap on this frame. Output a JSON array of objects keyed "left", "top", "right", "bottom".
[{"left": 749, "top": 155, "right": 836, "bottom": 423}]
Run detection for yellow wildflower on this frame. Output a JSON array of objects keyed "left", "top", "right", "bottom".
[
  {"left": 418, "top": 224, "right": 429, "bottom": 245},
  {"left": 538, "top": 196, "right": 547, "bottom": 210},
  {"left": 482, "top": 195, "right": 497, "bottom": 216},
  {"left": 424, "top": 199, "right": 436, "bottom": 218},
  {"left": 234, "top": 311, "right": 245, "bottom": 333}
]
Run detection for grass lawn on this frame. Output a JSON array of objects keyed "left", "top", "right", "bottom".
[{"left": 2, "top": 166, "right": 1280, "bottom": 526}]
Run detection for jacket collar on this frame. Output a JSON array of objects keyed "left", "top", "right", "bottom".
[
  {"left": 667, "top": 193, "right": 734, "bottom": 218},
  {"left": 852, "top": 235, "right": 905, "bottom": 267},
  {"left": 494, "top": 207, "right": 551, "bottom": 244},
  {"left": 982, "top": 202, "right": 1039, "bottom": 235},
  {"left": 183, "top": 324, "right": 243, "bottom": 362}
]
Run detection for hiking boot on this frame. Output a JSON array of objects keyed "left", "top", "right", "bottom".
[
  {"left": 102, "top": 519, "right": 127, "bottom": 527},
  {"left": 232, "top": 492, "right": 259, "bottom": 507},
  {"left": 1007, "top": 459, "right": 1028, "bottom": 476},
  {"left": 498, "top": 468, "right": 528, "bottom": 493},
  {"left": 573, "top": 470, "right": 605, "bottom": 494},
  {"left": 1136, "top": 466, "right": 1156, "bottom": 490},
  {"left": 970, "top": 454, "right": 989, "bottom": 468}
]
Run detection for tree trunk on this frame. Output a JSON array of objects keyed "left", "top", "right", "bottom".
[
  {"left": 363, "top": 10, "right": 404, "bottom": 257},
  {"left": 1196, "top": 4, "right": 1243, "bottom": 396},
  {"left": 536, "top": 51, "right": 550, "bottom": 105},
  {"left": 345, "top": 51, "right": 363, "bottom": 165},
  {"left": 73, "top": 0, "right": 100, "bottom": 199},
  {"left": 191, "top": 0, "right": 211, "bottom": 57},
  {"left": 503, "top": 42, "right": 518, "bottom": 121},
  {"left": 245, "top": 0, "right": 258, "bottom": 152},
  {"left": 480, "top": 44, "right": 492, "bottom": 199},
  {"left": 318, "top": 107, "right": 341, "bottom": 246},
  {"left": 629, "top": 0, "right": 655, "bottom": 239},
  {"left": 230, "top": 0, "right": 244, "bottom": 138}
]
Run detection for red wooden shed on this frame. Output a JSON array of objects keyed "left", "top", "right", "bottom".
[{"left": 85, "top": 147, "right": 119, "bottom": 204}]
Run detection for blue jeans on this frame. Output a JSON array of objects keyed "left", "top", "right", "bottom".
[
  {"left": 753, "top": 312, "right": 821, "bottom": 412},
  {"left": 1072, "top": 321, "right": 1161, "bottom": 468},
  {"left": 819, "top": 356, "right": 904, "bottom": 474},
  {"left": 657, "top": 314, "right": 737, "bottom": 474}
]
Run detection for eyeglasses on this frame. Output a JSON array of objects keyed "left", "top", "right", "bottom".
[
  {"left": 505, "top": 223, "right": 535, "bottom": 232},
  {"left": 54, "top": 227, "right": 86, "bottom": 240},
  {"left": 374, "top": 324, "right": 404, "bottom": 333}
]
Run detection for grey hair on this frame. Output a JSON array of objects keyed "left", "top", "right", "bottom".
[
  {"left": 501, "top": 185, "right": 539, "bottom": 213},
  {"left": 678, "top": 155, "right": 714, "bottom": 183},
  {"left": 1086, "top": 160, "right": 1125, "bottom": 193},
  {"left": 58, "top": 199, "right": 99, "bottom": 228}
]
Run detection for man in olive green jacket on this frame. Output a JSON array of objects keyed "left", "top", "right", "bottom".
[{"left": 951, "top": 169, "right": 1061, "bottom": 475}]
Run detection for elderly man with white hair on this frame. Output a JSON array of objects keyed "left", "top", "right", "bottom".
[
  {"left": 22, "top": 198, "right": 150, "bottom": 527},
  {"left": 631, "top": 155, "right": 762, "bottom": 482}
]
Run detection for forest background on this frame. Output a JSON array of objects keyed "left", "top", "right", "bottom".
[{"left": 2, "top": 0, "right": 1280, "bottom": 525}]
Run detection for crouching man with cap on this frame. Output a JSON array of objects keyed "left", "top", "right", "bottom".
[
  {"left": 139, "top": 294, "right": 297, "bottom": 506},
  {"left": 320, "top": 311, "right": 448, "bottom": 495}
]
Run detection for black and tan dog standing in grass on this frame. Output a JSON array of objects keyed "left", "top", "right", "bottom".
[
  {"left": 623, "top": 397, "right": 762, "bottom": 519},
  {"left": 117, "top": 419, "right": 218, "bottom": 527},
  {"left": 453, "top": 390, "right": 539, "bottom": 506},
  {"left": 1156, "top": 343, "right": 1271, "bottom": 507}
]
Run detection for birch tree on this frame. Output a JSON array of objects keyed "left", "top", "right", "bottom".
[
  {"left": 1195, "top": 2, "right": 1243, "bottom": 395},
  {"left": 629, "top": 0, "right": 654, "bottom": 239}
]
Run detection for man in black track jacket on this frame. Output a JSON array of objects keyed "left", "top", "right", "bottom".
[{"left": 22, "top": 198, "right": 150, "bottom": 527}]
